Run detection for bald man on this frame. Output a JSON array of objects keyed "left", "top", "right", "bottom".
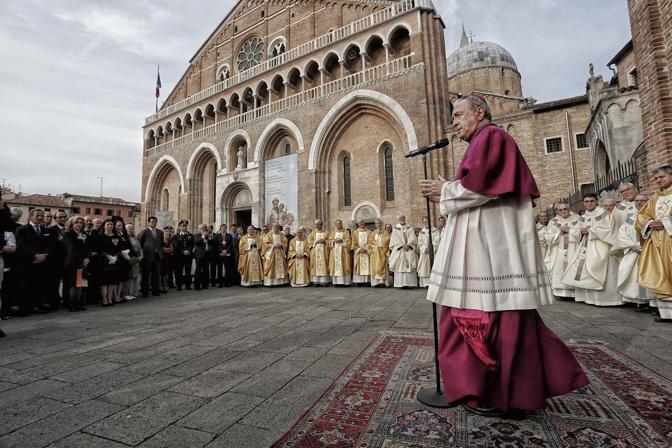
[{"left": 388, "top": 214, "right": 418, "bottom": 288}]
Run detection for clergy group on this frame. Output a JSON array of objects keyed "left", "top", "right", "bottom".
[
  {"left": 236, "top": 215, "right": 441, "bottom": 289},
  {"left": 538, "top": 165, "right": 672, "bottom": 323}
]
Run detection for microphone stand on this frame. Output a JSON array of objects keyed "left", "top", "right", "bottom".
[{"left": 405, "top": 142, "right": 449, "bottom": 409}]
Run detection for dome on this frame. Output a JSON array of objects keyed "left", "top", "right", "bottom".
[{"left": 446, "top": 41, "right": 518, "bottom": 78}]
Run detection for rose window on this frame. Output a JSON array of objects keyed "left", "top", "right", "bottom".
[{"left": 237, "top": 37, "right": 264, "bottom": 72}]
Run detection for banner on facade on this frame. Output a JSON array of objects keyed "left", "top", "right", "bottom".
[{"left": 264, "top": 153, "right": 298, "bottom": 230}]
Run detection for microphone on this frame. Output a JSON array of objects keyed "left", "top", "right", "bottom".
[{"left": 405, "top": 138, "right": 449, "bottom": 158}]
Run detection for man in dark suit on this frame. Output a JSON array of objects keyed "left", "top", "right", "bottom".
[
  {"left": 138, "top": 216, "right": 163, "bottom": 297},
  {"left": 214, "top": 224, "right": 235, "bottom": 287},
  {"left": 15, "top": 208, "right": 50, "bottom": 315},
  {"left": 46, "top": 210, "right": 68, "bottom": 310},
  {"left": 193, "top": 224, "right": 215, "bottom": 290},
  {"left": 171, "top": 220, "right": 194, "bottom": 290}
]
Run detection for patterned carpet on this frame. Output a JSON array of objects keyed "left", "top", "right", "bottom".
[{"left": 271, "top": 331, "right": 672, "bottom": 447}]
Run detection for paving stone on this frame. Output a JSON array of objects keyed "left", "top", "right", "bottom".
[
  {"left": 124, "top": 344, "right": 214, "bottom": 375},
  {"left": 138, "top": 425, "right": 215, "bottom": 448},
  {"left": 0, "top": 380, "right": 18, "bottom": 393},
  {"left": 0, "top": 397, "right": 72, "bottom": 436},
  {"left": 0, "top": 399, "right": 123, "bottom": 448},
  {"left": 99, "top": 373, "right": 184, "bottom": 406},
  {"left": 205, "top": 423, "right": 280, "bottom": 448},
  {"left": 0, "top": 379, "right": 68, "bottom": 410},
  {"left": 162, "top": 348, "right": 242, "bottom": 378},
  {"left": 49, "top": 361, "right": 125, "bottom": 383},
  {"left": 283, "top": 346, "right": 331, "bottom": 363},
  {"left": 177, "top": 392, "right": 265, "bottom": 433},
  {"left": 214, "top": 351, "right": 285, "bottom": 373},
  {"left": 46, "top": 432, "right": 130, "bottom": 448},
  {"left": 240, "top": 375, "right": 332, "bottom": 430},
  {"left": 169, "top": 369, "right": 250, "bottom": 399},
  {"left": 231, "top": 358, "right": 314, "bottom": 397},
  {"left": 84, "top": 391, "right": 206, "bottom": 446},
  {"left": 42, "top": 369, "right": 146, "bottom": 405}
]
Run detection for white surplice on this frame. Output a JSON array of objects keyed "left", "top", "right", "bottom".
[
  {"left": 417, "top": 227, "right": 440, "bottom": 288},
  {"left": 561, "top": 206, "right": 620, "bottom": 306},
  {"left": 544, "top": 213, "right": 581, "bottom": 298},
  {"left": 388, "top": 224, "right": 418, "bottom": 288},
  {"left": 426, "top": 181, "right": 553, "bottom": 312},
  {"left": 537, "top": 222, "right": 548, "bottom": 258},
  {"left": 610, "top": 217, "right": 648, "bottom": 304}
]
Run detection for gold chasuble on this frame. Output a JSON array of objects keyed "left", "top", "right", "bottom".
[
  {"left": 262, "top": 232, "right": 288, "bottom": 286},
  {"left": 636, "top": 186, "right": 672, "bottom": 298},
  {"left": 308, "top": 229, "right": 331, "bottom": 284},
  {"left": 369, "top": 229, "right": 391, "bottom": 287},
  {"left": 288, "top": 238, "right": 311, "bottom": 287},
  {"left": 329, "top": 229, "right": 352, "bottom": 285},
  {"left": 238, "top": 235, "right": 263, "bottom": 287},
  {"left": 351, "top": 228, "right": 372, "bottom": 284}
]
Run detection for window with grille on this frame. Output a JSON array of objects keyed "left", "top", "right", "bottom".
[
  {"left": 545, "top": 137, "right": 563, "bottom": 154},
  {"left": 343, "top": 156, "right": 352, "bottom": 207},
  {"left": 384, "top": 146, "right": 395, "bottom": 201},
  {"left": 575, "top": 133, "right": 588, "bottom": 149}
]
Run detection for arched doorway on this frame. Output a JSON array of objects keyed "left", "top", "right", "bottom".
[
  {"left": 145, "top": 156, "right": 185, "bottom": 229},
  {"left": 187, "top": 144, "right": 221, "bottom": 226},
  {"left": 221, "top": 182, "right": 254, "bottom": 230},
  {"left": 595, "top": 140, "right": 611, "bottom": 178}
]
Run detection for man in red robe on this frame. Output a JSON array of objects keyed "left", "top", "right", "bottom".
[{"left": 420, "top": 93, "right": 588, "bottom": 416}]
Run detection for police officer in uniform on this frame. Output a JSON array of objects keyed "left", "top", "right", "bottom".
[{"left": 171, "top": 220, "right": 194, "bottom": 290}]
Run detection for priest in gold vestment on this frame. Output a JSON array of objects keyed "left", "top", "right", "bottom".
[
  {"left": 352, "top": 219, "right": 372, "bottom": 284},
  {"left": 288, "top": 227, "right": 310, "bottom": 287},
  {"left": 262, "top": 223, "right": 288, "bottom": 286},
  {"left": 369, "top": 218, "right": 390, "bottom": 287},
  {"left": 238, "top": 226, "right": 263, "bottom": 287},
  {"left": 636, "top": 165, "right": 672, "bottom": 322},
  {"left": 329, "top": 220, "right": 352, "bottom": 285},
  {"left": 308, "top": 219, "right": 331, "bottom": 285}
]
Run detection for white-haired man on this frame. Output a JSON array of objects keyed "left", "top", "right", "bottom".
[
  {"left": 388, "top": 214, "right": 418, "bottom": 288},
  {"left": 544, "top": 203, "right": 580, "bottom": 299},
  {"left": 421, "top": 93, "right": 586, "bottom": 415},
  {"left": 611, "top": 193, "right": 651, "bottom": 310},
  {"left": 614, "top": 182, "right": 639, "bottom": 228}
]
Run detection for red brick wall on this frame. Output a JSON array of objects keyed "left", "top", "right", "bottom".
[{"left": 628, "top": 0, "right": 672, "bottom": 190}]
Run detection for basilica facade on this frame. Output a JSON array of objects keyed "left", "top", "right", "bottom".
[
  {"left": 142, "top": 0, "right": 603, "bottom": 230},
  {"left": 142, "top": 0, "right": 450, "bottom": 230}
]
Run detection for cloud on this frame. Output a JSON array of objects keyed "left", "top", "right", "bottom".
[{"left": 0, "top": 0, "right": 631, "bottom": 201}]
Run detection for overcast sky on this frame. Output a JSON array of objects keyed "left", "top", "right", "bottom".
[{"left": 0, "top": 0, "right": 631, "bottom": 202}]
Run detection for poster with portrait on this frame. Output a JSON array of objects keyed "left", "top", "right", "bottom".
[{"left": 264, "top": 154, "right": 298, "bottom": 231}]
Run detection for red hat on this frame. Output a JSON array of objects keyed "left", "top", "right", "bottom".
[{"left": 465, "top": 92, "right": 487, "bottom": 104}]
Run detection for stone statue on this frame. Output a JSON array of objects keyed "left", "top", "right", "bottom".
[
  {"left": 236, "top": 146, "right": 245, "bottom": 170},
  {"left": 589, "top": 63, "right": 594, "bottom": 77}
]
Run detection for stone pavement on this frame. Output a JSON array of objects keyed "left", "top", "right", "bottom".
[{"left": 0, "top": 286, "right": 671, "bottom": 448}]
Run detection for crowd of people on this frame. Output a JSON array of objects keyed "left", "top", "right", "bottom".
[
  {"left": 0, "top": 164, "right": 669, "bottom": 338},
  {"left": 0, "top": 201, "right": 448, "bottom": 337},
  {"left": 536, "top": 164, "right": 672, "bottom": 323}
]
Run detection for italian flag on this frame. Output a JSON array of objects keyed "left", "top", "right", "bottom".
[{"left": 155, "top": 66, "right": 161, "bottom": 112}]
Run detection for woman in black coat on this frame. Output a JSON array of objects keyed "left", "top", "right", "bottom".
[
  {"left": 63, "top": 216, "right": 90, "bottom": 311},
  {"left": 98, "top": 219, "right": 122, "bottom": 307}
]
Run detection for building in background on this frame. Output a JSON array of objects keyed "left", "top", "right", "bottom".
[
  {"left": 627, "top": 0, "right": 672, "bottom": 192},
  {"left": 445, "top": 30, "right": 593, "bottom": 209},
  {"left": 141, "top": 0, "right": 451, "bottom": 231},
  {"left": 3, "top": 190, "right": 139, "bottom": 224}
]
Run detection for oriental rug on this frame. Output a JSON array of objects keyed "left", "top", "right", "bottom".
[{"left": 272, "top": 331, "right": 672, "bottom": 447}]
